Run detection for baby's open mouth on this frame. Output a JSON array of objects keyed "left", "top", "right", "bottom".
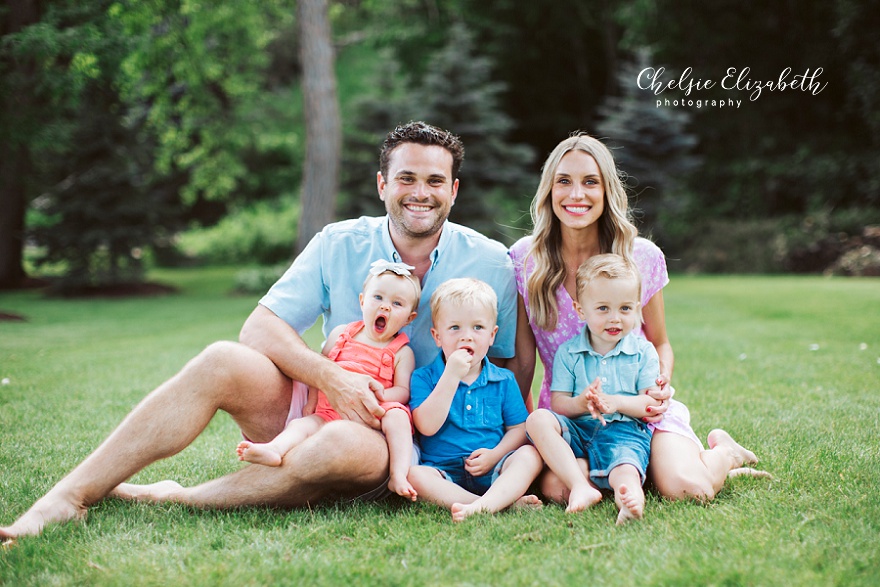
[{"left": 374, "top": 316, "right": 387, "bottom": 332}]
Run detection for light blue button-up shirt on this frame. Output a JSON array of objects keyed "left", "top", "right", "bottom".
[
  {"left": 551, "top": 328, "right": 659, "bottom": 424},
  {"left": 260, "top": 216, "right": 516, "bottom": 368}
]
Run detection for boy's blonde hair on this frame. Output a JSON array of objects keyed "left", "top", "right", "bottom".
[
  {"left": 575, "top": 254, "right": 642, "bottom": 315},
  {"left": 429, "top": 278, "right": 498, "bottom": 323},
  {"left": 363, "top": 270, "right": 422, "bottom": 311}
]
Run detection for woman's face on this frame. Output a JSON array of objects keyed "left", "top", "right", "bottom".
[{"left": 550, "top": 150, "right": 605, "bottom": 232}]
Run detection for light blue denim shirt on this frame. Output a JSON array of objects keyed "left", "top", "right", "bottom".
[
  {"left": 260, "top": 216, "right": 516, "bottom": 368},
  {"left": 551, "top": 328, "right": 660, "bottom": 424}
]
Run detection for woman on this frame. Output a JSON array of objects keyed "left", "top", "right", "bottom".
[{"left": 509, "top": 133, "right": 765, "bottom": 502}]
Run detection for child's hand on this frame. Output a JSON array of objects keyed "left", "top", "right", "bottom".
[
  {"left": 445, "top": 349, "right": 474, "bottom": 380},
  {"left": 303, "top": 387, "right": 319, "bottom": 416},
  {"left": 464, "top": 448, "right": 497, "bottom": 477},
  {"left": 581, "top": 377, "right": 609, "bottom": 425}
]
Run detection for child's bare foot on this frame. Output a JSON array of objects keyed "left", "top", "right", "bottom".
[
  {"left": 707, "top": 429, "right": 758, "bottom": 467},
  {"left": 565, "top": 483, "right": 602, "bottom": 513},
  {"left": 0, "top": 491, "right": 88, "bottom": 540},
  {"left": 615, "top": 484, "right": 645, "bottom": 525},
  {"left": 388, "top": 475, "right": 418, "bottom": 501},
  {"left": 109, "top": 480, "right": 184, "bottom": 503},
  {"left": 513, "top": 494, "right": 543, "bottom": 510},
  {"left": 236, "top": 441, "right": 282, "bottom": 467},
  {"left": 451, "top": 501, "right": 484, "bottom": 522}
]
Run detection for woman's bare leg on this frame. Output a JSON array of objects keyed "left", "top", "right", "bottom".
[{"left": 649, "top": 429, "right": 761, "bottom": 502}]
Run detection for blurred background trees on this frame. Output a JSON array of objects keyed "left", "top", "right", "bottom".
[{"left": 1, "top": 0, "right": 878, "bottom": 291}]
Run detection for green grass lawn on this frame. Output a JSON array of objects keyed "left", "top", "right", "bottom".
[{"left": 2, "top": 268, "right": 879, "bottom": 586}]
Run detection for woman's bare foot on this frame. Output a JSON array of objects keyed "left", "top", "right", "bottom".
[
  {"left": 707, "top": 429, "right": 758, "bottom": 467},
  {"left": 388, "top": 475, "right": 418, "bottom": 501},
  {"left": 615, "top": 484, "right": 645, "bottom": 525},
  {"left": 236, "top": 441, "right": 282, "bottom": 467},
  {"left": 565, "top": 483, "right": 602, "bottom": 513},
  {"left": 0, "top": 491, "right": 88, "bottom": 540},
  {"left": 109, "top": 480, "right": 184, "bottom": 503}
]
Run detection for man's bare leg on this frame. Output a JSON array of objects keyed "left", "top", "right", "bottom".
[
  {"left": 112, "top": 420, "right": 389, "bottom": 507},
  {"left": 0, "top": 341, "right": 291, "bottom": 539}
]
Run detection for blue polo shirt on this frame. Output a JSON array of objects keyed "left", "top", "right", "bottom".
[
  {"left": 551, "top": 329, "right": 659, "bottom": 425},
  {"left": 410, "top": 353, "right": 529, "bottom": 466},
  {"left": 259, "top": 216, "right": 516, "bottom": 368}
]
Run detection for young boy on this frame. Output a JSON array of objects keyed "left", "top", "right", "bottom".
[
  {"left": 526, "top": 254, "right": 660, "bottom": 524},
  {"left": 407, "top": 278, "right": 543, "bottom": 522}
]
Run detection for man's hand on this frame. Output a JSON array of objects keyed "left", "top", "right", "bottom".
[
  {"left": 324, "top": 368, "right": 386, "bottom": 429},
  {"left": 464, "top": 447, "right": 498, "bottom": 477}
]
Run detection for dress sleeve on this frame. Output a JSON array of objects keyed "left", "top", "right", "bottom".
[{"left": 634, "top": 238, "right": 670, "bottom": 306}]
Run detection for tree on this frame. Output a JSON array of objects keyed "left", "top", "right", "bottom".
[
  {"left": 0, "top": 0, "right": 41, "bottom": 289},
  {"left": 338, "top": 24, "right": 534, "bottom": 245},
  {"left": 294, "top": 0, "right": 340, "bottom": 255},
  {"left": 594, "top": 49, "right": 699, "bottom": 237}
]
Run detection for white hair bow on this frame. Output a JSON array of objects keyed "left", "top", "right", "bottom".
[{"left": 369, "top": 259, "right": 415, "bottom": 277}]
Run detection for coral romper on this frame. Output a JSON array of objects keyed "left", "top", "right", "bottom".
[{"left": 313, "top": 320, "right": 412, "bottom": 425}]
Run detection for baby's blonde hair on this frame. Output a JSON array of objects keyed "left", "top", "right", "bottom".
[
  {"left": 575, "top": 254, "right": 642, "bottom": 318},
  {"left": 363, "top": 271, "right": 422, "bottom": 311},
  {"left": 429, "top": 278, "right": 498, "bottom": 324}
]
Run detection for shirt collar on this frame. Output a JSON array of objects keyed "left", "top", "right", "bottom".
[
  {"left": 568, "top": 325, "right": 641, "bottom": 358},
  {"left": 382, "top": 215, "right": 447, "bottom": 268}
]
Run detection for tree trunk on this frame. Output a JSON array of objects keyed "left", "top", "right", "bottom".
[
  {"left": 0, "top": 0, "right": 40, "bottom": 289},
  {"left": 294, "top": 0, "right": 341, "bottom": 256}
]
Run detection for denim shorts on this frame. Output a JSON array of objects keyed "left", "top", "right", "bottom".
[
  {"left": 423, "top": 450, "right": 515, "bottom": 496},
  {"left": 551, "top": 414, "right": 652, "bottom": 490}
]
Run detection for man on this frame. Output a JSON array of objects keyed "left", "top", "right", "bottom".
[{"left": 0, "top": 121, "right": 516, "bottom": 541}]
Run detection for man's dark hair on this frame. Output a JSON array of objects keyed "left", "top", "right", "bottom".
[{"left": 379, "top": 121, "right": 465, "bottom": 180}]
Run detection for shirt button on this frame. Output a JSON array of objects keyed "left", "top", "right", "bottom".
[
  {"left": 602, "top": 360, "right": 607, "bottom": 365},
  {"left": 602, "top": 377, "right": 607, "bottom": 382},
  {"left": 466, "top": 405, "right": 472, "bottom": 410}
]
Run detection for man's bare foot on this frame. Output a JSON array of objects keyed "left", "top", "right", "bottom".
[
  {"left": 388, "top": 475, "right": 418, "bottom": 501},
  {"left": 451, "top": 501, "right": 483, "bottom": 522},
  {"left": 615, "top": 484, "right": 645, "bottom": 525},
  {"left": 512, "top": 494, "right": 543, "bottom": 510},
  {"left": 236, "top": 441, "right": 282, "bottom": 467},
  {"left": 0, "top": 492, "right": 88, "bottom": 539},
  {"left": 109, "top": 480, "right": 184, "bottom": 503},
  {"left": 707, "top": 429, "right": 758, "bottom": 467},
  {"left": 565, "top": 483, "right": 602, "bottom": 513},
  {"left": 728, "top": 467, "right": 773, "bottom": 480}
]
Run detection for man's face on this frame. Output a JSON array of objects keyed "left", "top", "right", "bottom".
[{"left": 377, "top": 143, "right": 459, "bottom": 240}]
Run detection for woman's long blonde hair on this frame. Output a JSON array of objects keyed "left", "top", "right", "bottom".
[{"left": 525, "top": 133, "right": 638, "bottom": 331}]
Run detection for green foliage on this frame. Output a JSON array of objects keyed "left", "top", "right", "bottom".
[
  {"left": 660, "top": 207, "right": 880, "bottom": 274},
  {"left": 617, "top": 0, "right": 880, "bottom": 220},
  {"left": 2, "top": 269, "right": 879, "bottom": 585},
  {"left": 595, "top": 49, "right": 699, "bottom": 236},
  {"left": 337, "top": 23, "right": 535, "bottom": 245},
  {"left": 175, "top": 199, "right": 299, "bottom": 265}
]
